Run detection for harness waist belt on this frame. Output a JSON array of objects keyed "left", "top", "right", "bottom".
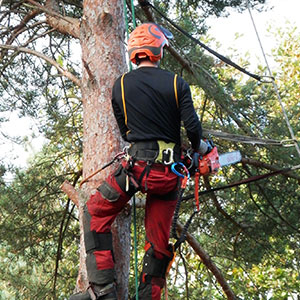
[{"left": 128, "top": 140, "right": 181, "bottom": 164}]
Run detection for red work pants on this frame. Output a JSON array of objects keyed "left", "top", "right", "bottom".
[{"left": 85, "top": 160, "right": 178, "bottom": 299}]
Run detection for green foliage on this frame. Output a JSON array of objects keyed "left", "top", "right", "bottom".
[
  {"left": 0, "top": 138, "right": 81, "bottom": 299},
  {"left": 0, "top": 5, "right": 82, "bottom": 293},
  {"left": 1, "top": 1, "right": 299, "bottom": 299},
  {"left": 159, "top": 22, "right": 300, "bottom": 298}
]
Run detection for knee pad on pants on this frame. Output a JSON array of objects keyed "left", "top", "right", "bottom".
[{"left": 141, "top": 244, "right": 174, "bottom": 287}]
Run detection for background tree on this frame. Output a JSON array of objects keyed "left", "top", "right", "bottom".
[{"left": 1, "top": 1, "right": 300, "bottom": 299}]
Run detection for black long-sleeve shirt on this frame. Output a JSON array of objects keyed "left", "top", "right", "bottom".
[{"left": 111, "top": 67, "right": 202, "bottom": 150}]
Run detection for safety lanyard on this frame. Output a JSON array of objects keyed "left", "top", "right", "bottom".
[{"left": 170, "top": 162, "right": 197, "bottom": 250}]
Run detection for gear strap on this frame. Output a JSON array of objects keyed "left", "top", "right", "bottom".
[{"left": 85, "top": 232, "right": 113, "bottom": 254}]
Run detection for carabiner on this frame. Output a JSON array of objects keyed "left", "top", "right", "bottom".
[
  {"left": 163, "top": 148, "right": 174, "bottom": 165},
  {"left": 171, "top": 162, "right": 190, "bottom": 179}
]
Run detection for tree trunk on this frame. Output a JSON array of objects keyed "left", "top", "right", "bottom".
[{"left": 77, "top": 0, "right": 130, "bottom": 298}]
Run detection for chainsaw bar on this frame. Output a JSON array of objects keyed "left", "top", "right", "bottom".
[{"left": 219, "top": 150, "right": 242, "bottom": 167}]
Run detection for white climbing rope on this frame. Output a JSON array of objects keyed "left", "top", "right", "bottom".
[{"left": 247, "top": 1, "right": 300, "bottom": 158}]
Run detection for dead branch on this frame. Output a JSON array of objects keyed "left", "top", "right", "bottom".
[{"left": 0, "top": 44, "right": 81, "bottom": 87}]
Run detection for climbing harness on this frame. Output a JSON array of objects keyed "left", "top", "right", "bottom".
[{"left": 127, "top": 141, "right": 180, "bottom": 165}]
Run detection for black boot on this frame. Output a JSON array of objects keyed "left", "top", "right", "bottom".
[{"left": 69, "top": 283, "right": 117, "bottom": 300}]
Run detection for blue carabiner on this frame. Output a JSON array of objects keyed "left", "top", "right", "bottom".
[{"left": 171, "top": 162, "right": 190, "bottom": 179}]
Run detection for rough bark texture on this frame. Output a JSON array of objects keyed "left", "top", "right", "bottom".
[
  {"left": 47, "top": 15, "right": 80, "bottom": 38},
  {"left": 77, "top": 0, "right": 130, "bottom": 297}
]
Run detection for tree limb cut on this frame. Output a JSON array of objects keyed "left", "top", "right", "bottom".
[{"left": 61, "top": 180, "right": 79, "bottom": 207}]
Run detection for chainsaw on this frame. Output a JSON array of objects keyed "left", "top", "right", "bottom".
[
  {"left": 169, "top": 140, "right": 242, "bottom": 251},
  {"left": 183, "top": 140, "right": 242, "bottom": 210},
  {"left": 184, "top": 140, "right": 242, "bottom": 176}
]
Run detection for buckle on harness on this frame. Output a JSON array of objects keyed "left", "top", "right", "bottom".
[
  {"left": 127, "top": 140, "right": 179, "bottom": 165},
  {"left": 162, "top": 148, "right": 174, "bottom": 165}
]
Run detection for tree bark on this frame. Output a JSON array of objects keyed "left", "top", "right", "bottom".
[{"left": 77, "top": 0, "right": 130, "bottom": 297}]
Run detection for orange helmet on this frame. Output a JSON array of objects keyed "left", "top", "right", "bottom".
[{"left": 128, "top": 23, "right": 173, "bottom": 64}]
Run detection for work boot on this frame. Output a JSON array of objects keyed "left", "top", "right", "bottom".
[
  {"left": 69, "top": 283, "right": 117, "bottom": 300},
  {"left": 132, "top": 243, "right": 174, "bottom": 300},
  {"left": 69, "top": 291, "right": 91, "bottom": 300}
]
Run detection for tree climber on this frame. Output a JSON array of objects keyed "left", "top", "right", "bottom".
[{"left": 70, "top": 23, "right": 208, "bottom": 300}]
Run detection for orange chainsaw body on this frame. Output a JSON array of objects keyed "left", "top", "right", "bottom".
[{"left": 198, "top": 146, "right": 220, "bottom": 176}]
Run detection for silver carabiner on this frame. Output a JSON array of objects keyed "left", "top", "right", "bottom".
[{"left": 163, "top": 148, "right": 174, "bottom": 165}]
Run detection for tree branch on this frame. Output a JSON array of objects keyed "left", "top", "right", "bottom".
[
  {"left": 242, "top": 157, "right": 300, "bottom": 182},
  {"left": 203, "top": 176, "right": 247, "bottom": 230},
  {"left": 0, "top": 20, "right": 47, "bottom": 60},
  {"left": 24, "top": 0, "right": 80, "bottom": 38},
  {"left": 0, "top": 1, "right": 25, "bottom": 24},
  {"left": 177, "top": 222, "right": 237, "bottom": 300},
  {"left": 242, "top": 164, "right": 300, "bottom": 233},
  {"left": 5, "top": 9, "right": 41, "bottom": 45},
  {"left": 61, "top": 0, "right": 83, "bottom": 9},
  {"left": 53, "top": 171, "right": 81, "bottom": 295},
  {"left": 53, "top": 198, "right": 71, "bottom": 297},
  {"left": 0, "top": 44, "right": 81, "bottom": 87}
]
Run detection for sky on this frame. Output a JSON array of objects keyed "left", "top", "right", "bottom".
[
  {"left": 206, "top": 0, "right": 300, "bottom": 68},
  {"left": 1, "top": 0, "right": 300, "bottom": 173}
]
